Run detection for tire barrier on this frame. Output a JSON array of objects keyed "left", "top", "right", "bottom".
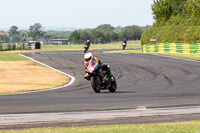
[
  {"left": 143, "top": 43, "right": 200, "bottom": 54},
  {"left": 0, "top": 43, "right": 28, "bottom": 51}
]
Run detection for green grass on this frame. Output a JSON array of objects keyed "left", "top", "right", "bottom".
[
  {"left": 156, "top": 53, "right": 200, "bottom": 61},
  {"left": 0, "top": 52, "right": 29, "bottom": 61},
  {"left": 1, "top": 121, "right": 200, "bottom": 133},
  {"left": 106, "top": 50, "right": 142, "bottom": 54},
  {"left": 41, "top": 42, "right": 142, "bottom": 50}
]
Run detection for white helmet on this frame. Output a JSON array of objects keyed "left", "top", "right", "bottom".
[{"left": 84, "top": 52, "right": 93, "bottom": 62}]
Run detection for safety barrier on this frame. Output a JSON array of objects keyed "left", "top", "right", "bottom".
[
  {"left": 142, "top": 43, "right": 200, "bottom": 54},
  {"left": 0, "top": 43, "right": 28, "bottom": 51}
]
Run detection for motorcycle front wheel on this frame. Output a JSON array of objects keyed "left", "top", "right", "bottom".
[
  {"left": 108, "top": 75, "right": 117, "bottom": 92},
  {"left": 91, "top": 76, "right": 101, "bottom": 93},
  {"left": 84, "top": 47, "right": 88, "bottom": 53}
]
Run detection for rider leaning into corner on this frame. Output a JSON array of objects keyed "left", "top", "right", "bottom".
[
  {"left": 84, "top": 40, "right": 91, "bottom": 53},
  {"left": 122, "top": 39, "right": 127, "bottom": 50},
  {"left": 84, "top": 52, "right": 111, "bottom": 79}
]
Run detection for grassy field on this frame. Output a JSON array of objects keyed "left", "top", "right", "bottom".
[
  {"left": 0, "top": 52, "right": 29, "bottom": 61},
  {"left": 1, "top": 121, "right": 200, "bottom": 133},
  {"left": 0, "top": 52, "right": 69, "bottom": 94},
  {"left": 41, "top": 42, "right": 142, "bottom": 50}
]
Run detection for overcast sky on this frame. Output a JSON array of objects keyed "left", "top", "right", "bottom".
[{"left": 1, "top": 0, "right": 154, "bottom": 29}]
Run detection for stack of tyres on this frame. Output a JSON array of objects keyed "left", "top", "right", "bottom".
[{"left": 7, "top": 43, "right": 12, "bottom": 50}]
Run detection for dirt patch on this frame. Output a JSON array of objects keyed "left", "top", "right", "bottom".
[{"left": 0, "top": 61, "right": 70, "bottom": 94}]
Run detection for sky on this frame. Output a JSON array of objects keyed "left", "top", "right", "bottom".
[{"left": 0, "top": 0, "right": 154, "bottom": 29}]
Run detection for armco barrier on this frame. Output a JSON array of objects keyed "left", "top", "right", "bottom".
[
  {"left": 0, "top": 43, "right": 28, "bottom": 51},
  {"left": 143, "top": 43, "right": 200, "bottom": 54}
]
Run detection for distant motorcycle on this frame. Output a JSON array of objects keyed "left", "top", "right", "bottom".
[
  {"left": 85, "top": 63, "right": 117, "bottom": 93},
  {"left": 84, "top": 45, "right": 89, "bottom": 53},
  {"left": 122, "top": 42, "right": 126, "bottom": 50},
  {"left": 84, "top": 40, "right": 90, "bottom": 53}
]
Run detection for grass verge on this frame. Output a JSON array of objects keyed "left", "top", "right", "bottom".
[
  {"left": 156, "top": 53, "right": 200, "bottom": 61},
  {"left": 0, "top": 52, "right": 70, "bottom": 94},
  {"left": 0, "top": 52, "right": 29, "bottom": 61},
  {"left": 105, "top": 50, "right": 142, "bottom": 54},
  {"left": 1, "top": 121, "right": 200, "bottom": 133},
  {"left": 41, "top": 42, "right": 141, "bottom": 50}
]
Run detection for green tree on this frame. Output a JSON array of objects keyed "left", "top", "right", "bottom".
[
  {"left": 152, "top": 0, "right": 191, "bottom": 26},
  {"left": 9, "top": 26, "right": 25, "bottom": 43},
  {"left": 95, "top": 24, "right": 117, "bottom": 43},
  {"left": 79, "top": 30, "right": 90, "bottom": 43},
  {"left": 89, "top": 29, "right": 105, "bottom": 43},
  {"left": 96, "top": 24, "right": 114, "bottom": 32},
  {"left": 9, "top": 26, "right": 19, "bottom": 36},
  {"left": 114, "top": 26, "right": 122, "bottom": 33},
  {"left": 11, "top": 35, "right": 21, "bottom": 43},
  {"left": 0, "top": 35, "right": 9, "bottom": 42},
  {"left": 120, "top": 25, "right": 142, "bottom": 40},
  {"left": 142, "top": 0, "right": 200, "bottom": 44},
  {"left": 69, "top": 24, "right": 143, "bottom": 44},
  {"left": 68, "top": 30, "right": 81, "bottom": 43},
  {"left": 28, "top": 23, "right": 45, "bottom": 40}
]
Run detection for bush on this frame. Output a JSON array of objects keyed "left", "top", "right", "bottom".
[
  {"left": 141, "top": 26, "right": 200, "bottom": 44},
  {"left": 143, "top": 0, "right": 200, "bottom": 45}
]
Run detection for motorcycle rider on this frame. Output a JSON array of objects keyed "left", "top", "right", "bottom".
[
  {"left": 122, "top": 39, "right": 127, "bottom": 50},
  {"left": 84, "top": 52, "right": 110, "bottom": 79},
  {"left": 84, "top": 40, "right": 91, "bottom": 53}
]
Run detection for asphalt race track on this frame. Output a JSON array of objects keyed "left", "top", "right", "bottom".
[{"left": 1, "top": 50, "right": 200, "bottom": 115}]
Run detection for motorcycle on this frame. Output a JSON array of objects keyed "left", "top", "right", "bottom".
[
  {"left": 122, "top": 42, "right": 126, "bottom": 50},
  {"left": 84, "top": 45, "right": 89, "bottom": 53},
  {"left": 85, "top": 63, "right": 117, "bottom": 93}
]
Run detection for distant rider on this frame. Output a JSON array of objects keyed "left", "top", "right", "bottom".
[
  {"left": 122, "top": 39, "right": 127, "bottom": 50},
  {"left": 84, "top": 52, "right": 110, "bottom": 79},
  {"left": 84, "top": 40, "right": 91, "bottom": 53}
]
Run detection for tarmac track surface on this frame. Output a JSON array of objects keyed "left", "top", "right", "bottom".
[{"left": 1, "top": 50, "right": 200, "bottom": 114}]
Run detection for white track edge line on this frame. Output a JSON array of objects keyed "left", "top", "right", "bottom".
[{"left": 1, "top": 53, "right": 75, "bottom": 96}]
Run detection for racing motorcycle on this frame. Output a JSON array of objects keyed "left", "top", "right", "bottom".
[
  {"left": 85, "top": 63, "right": 117, "bottom": 93},
  {"left": 122, "top": 42, "right": 126, "bottom": 50},
  {"left": 84, "top": 45, "right": 89, "bottom": 53}
]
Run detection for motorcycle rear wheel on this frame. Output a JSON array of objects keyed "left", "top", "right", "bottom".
[{"left": 91, "top": 76, "right": 101, "bottom": 93}]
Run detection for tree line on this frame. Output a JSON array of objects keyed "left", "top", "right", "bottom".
[
  {"left": 0, "top": 23, "right": 72, "bottom": 43},
  {"left": 152, "top": 0, "right": 200, "bottom": 27},
  {"left": 69, "top": 24, "right": 147, "bottom": 44},
  {"left": 0, "top": 23, "right": 151, "bottom": 44}
]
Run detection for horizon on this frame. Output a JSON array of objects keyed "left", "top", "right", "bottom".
[{"left": 0, "top": 24, "right": 152, "bottom": 32}]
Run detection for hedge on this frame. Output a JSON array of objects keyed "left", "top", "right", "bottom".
[{"left": 141, "top": 26, "right": 200, "bottom": 44}]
